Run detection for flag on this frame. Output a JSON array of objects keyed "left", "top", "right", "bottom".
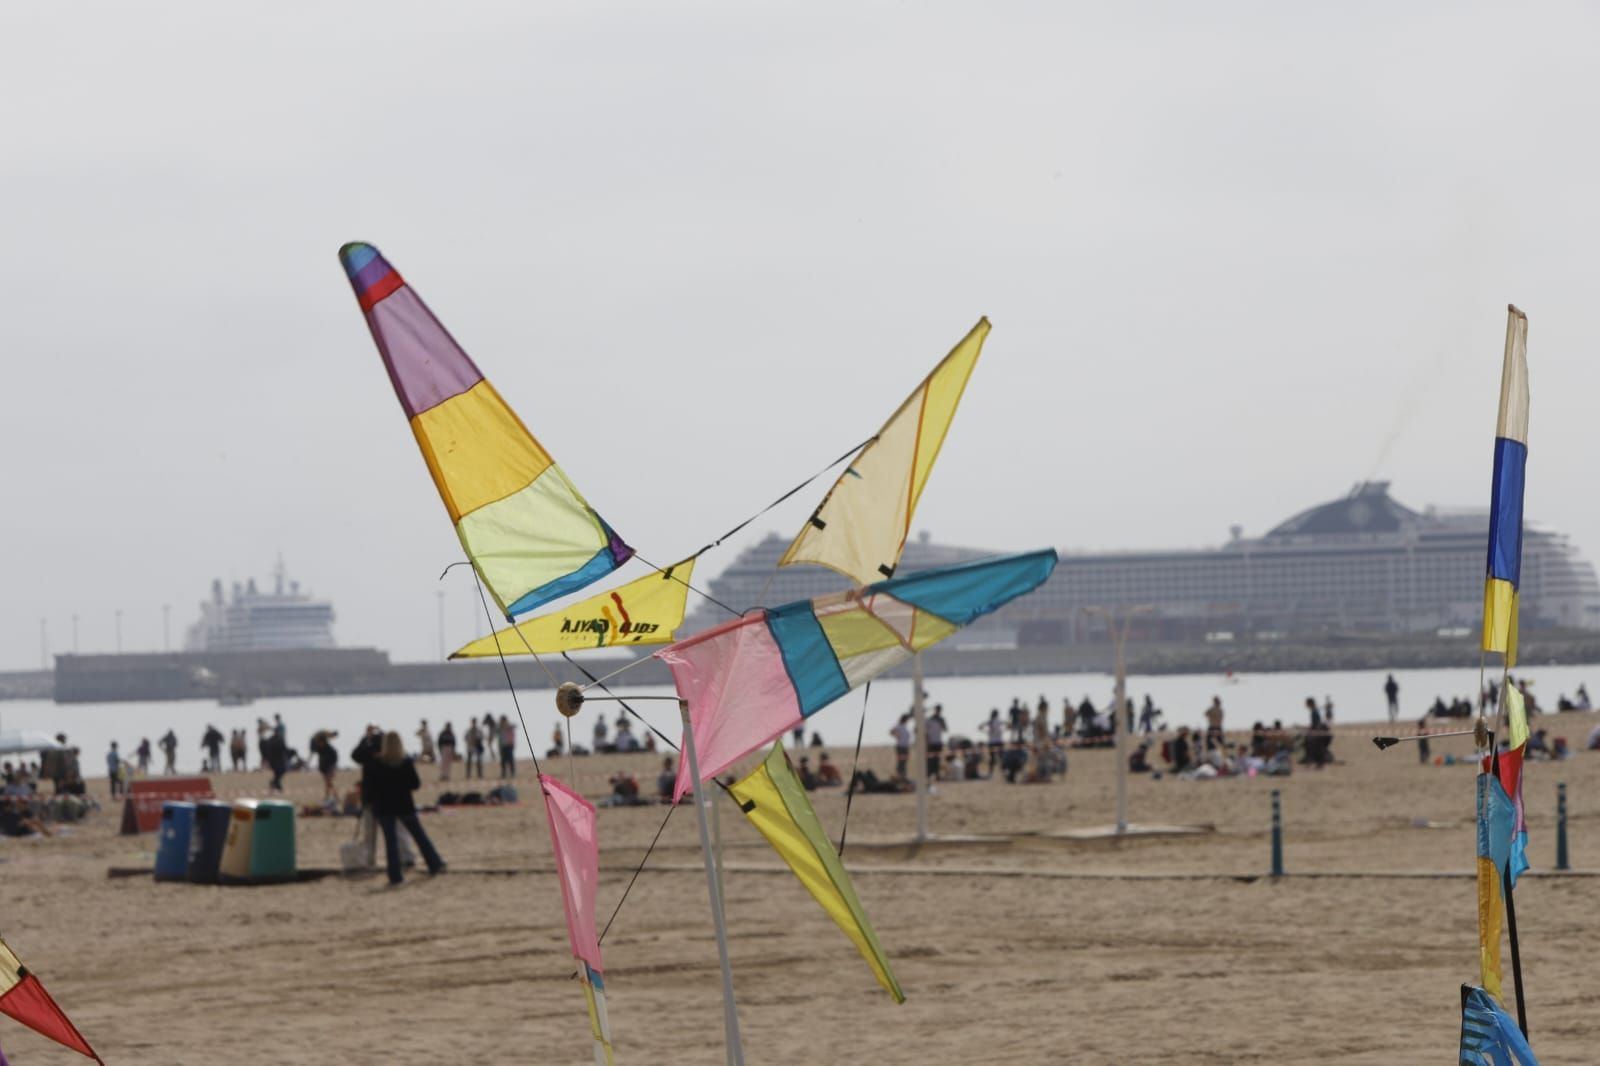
[
  {"left": 1483, "top": 306, "right": 1529, "bottom": 664},
  {"left": 1460, "top": 984, "right": 1538, "bottom": 1064},
  {"left": 540, "top": 775, "right": 613, "bottom": 1064}
]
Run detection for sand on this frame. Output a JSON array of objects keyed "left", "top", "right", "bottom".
[{"left": 2, "top": 713, "right": 1595, "bottom": 1065}]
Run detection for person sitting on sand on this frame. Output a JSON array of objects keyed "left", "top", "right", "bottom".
[
  {"left": 816, "top": 753, "right": 842, "bottom": 787},
  {"left": 656, "top": 758, "right": 676, "bottom": 802},
  {"left": 1129, "top": 743, "right": 1151, "bottom": 773},
  {"left": 797, "top": 757, "right": 820, "bottom": 791},
  {"left": 0, "top": 796, "right": 50, "bottom": 838}
]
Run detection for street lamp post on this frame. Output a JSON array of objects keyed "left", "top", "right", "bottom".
[{"left": 1084, "top": 605, "right": 1152, "bottom": 835}]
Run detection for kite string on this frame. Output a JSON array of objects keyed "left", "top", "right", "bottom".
[
  {"left": 837, "top": 681, "right": 871, "bottom": 856},
  {"left": 597, "top": 803, "right": 676, "bottom": 946},
  {"left": 465, "top": 568, "right": 544, "bottom": 779}
]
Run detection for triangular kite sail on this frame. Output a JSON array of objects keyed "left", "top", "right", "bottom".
[
  {"left": 780, "top": 318, "right": 989, "bottom": 585},
  {"left": 1460, "top": 985, "right": 1538, "bottom": 1065},
  {"left": 540, "top": 775, "right": 615, "bottom": 1065},
  {"left": 729, "top": 742, "right": 904, "bottom": 1002},
  {"left": 661, "top": 549, "right": 1057, "bottom": 799},
  {"left": 0, "top": 936, "right": 101, "bottom": 1063},
  {"left": 1482, "top": 306, "right": 1529, "bottom": 665},
  {"left": 339, "top": 242, "right": 633, "bottom": 619},
  {"left": 1475, "top": 765, "right": 1517, "bottom": 1003},
  {"left": 452, "top": 559, "right": 695, "bottom": 658}
]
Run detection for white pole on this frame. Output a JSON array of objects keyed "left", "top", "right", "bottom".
[
  {"left": 679, "top": 700, "right": 745, "bottom": 1065},
  {"left": 912, "top": 653, "right": 929, "bottom": 843}
]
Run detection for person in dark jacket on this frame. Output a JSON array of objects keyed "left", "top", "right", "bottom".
[{"left": 363, "top": 731, "right": 445, "bottom": 885}]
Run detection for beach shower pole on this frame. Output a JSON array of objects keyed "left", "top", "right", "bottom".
[
  {"left": 679, "top": 699, "right": 745, "bottom": 1065},
  {"left": 913, "top": 653, "right": 929, "bottom": 843},
  {"left": 1556, "top": 782, "right": 1569, "bottom": 871},
  {"left": 1087, "top": 605, "right": 1150, "bottom": 835}
]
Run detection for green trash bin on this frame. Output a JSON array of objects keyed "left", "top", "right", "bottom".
[{"left": 248, "top": 799, "right": 296, "bottom": 883}]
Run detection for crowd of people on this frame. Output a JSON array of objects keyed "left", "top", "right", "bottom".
[{"left": 0, "top": 745, "right": 97, "bottom": 837}]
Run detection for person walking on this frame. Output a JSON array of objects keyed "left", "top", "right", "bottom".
[
  {"left": 437, "top": 721, "right": 457, "bottom": 782},
  {"left": 159, "top": 729, "right": 178, "bottom": 775},
  {"left": 230, "top": 729, "right": 247, "bottom": 772},
  {"left": 135, "top": 738, "right": 151, "bottom": 775},
  {"left": 363, "top": 731, "right": 444, "bottom": 885},
  {"left": 201, "top": 725, "right": 224, "bottom": 773},
  {"left": 1384, "top": 674, "right": 1400, "bottom": 724}
]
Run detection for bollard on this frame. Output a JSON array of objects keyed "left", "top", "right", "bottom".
[
  {"left": 1270, "top": 789, "right": 1283, "bottom": 878},
  {"left": 1556, "top": 782, "right": 1569, "bottom": 872}
]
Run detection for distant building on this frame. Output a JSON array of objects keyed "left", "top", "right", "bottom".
[
  {"left": 688, "top": 482, "right": 1600, "bottom": 644},
  {"left": 185, "top": 562, "right": 336, "bottom": 652}
]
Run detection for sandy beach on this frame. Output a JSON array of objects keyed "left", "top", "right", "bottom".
[{"left": 2, "top": 712, "right": 1595, "bottom": 1065}]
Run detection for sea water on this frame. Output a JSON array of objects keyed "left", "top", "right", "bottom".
[{"left": 3, "top": 662, "right": 1596, "bottom": 776}]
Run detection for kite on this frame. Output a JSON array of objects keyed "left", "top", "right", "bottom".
[
  {"left": 0, "top": 936, "right": 100, "bottom": 1063},
  {"left": 1482, "top": 306, "right": 1528, "bottom": 664},
  {"left": 661, "top": 549, "right": 1058, "bottom": 800},
  {"left": 1460, "top": 985, "right": 1538, "bottom": 1065},
  {"left": 541, "top": 776, "right": 614, "bottom": 1065},
  {"left": 452, "top": 559, "right": 695, "bottom": 658},
  {"left": 339, "top": 241, "right": 632, "bottom": 619},
  {"left": 729, "top": 742, "right": 903, "bottom": 1002},
  {"left": 780, "top": 318, "right": 989, "bottom": 585}
]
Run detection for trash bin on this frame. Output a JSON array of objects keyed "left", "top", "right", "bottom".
[
  {"left": 189, "top": 800, "right": 233, "bottom": 884},
  {"left": 218, "top": 800, "right": 259, "bottom": 884},
  {"left": 154, "top": 802, "right": 195, "bottom": 882},
  {"left": 248, "top": 800, "right": 296, "bottom": 883}
]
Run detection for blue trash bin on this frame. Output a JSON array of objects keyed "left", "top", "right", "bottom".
[
  {"left": 155, "top": 802, "right": 196, "bottom": 882},
  {"left": 189, "top": 800, "right": 232, "bottom": 884}
]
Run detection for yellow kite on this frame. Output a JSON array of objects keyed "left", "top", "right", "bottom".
[{"left": 780, "top": 318, "right": 988, "bottom": 586}]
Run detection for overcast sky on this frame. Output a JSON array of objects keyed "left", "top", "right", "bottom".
[{"left": 4, "top": 2, "right": 1598, "bottom": 669}]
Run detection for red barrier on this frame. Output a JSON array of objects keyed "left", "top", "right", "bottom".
[{"left": 119, "top": 776, "right": 216, "bottom": 835}]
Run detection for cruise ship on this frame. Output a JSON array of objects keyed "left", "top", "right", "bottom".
[
  {"left": 687, "top": 482, "right": 1600, "bottom": 644},
  {"left": 185, "top": 562, "right": 337, "bottom": 652}
]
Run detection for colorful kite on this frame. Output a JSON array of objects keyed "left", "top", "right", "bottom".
[
  {"left": 780, "top": 319, "right": 989, "bottom": 585},
  {"left": 1482, "top": 306, "right": 1528, "bottom": 665},
  {"left": 452, "top": 559, "right": 695, "bottom": 658},
  {"left": 541, "top": 775, "right": 614, "bottom": 1065},
  {"left": 0, "top": 936, "right": 100, "bottom": 1063},
  {"left": 1460, "top": 985, "right": 1538, "bottom": 1064},
  {"left": 729, "top": 742, "right": 904, "bottom": 1002},
  {"left": 660, "top": 549, "right": 1057, "bottom": 800},
  {"left": 339, "top": 242, "right": 633, "bottom": 619}
]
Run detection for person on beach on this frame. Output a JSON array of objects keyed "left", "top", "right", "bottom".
[
  {"left": 310, "top": 730, "right": 340, "bottom": 803},
  {"left": 464, "top": 718, "right": 485, "bottom": 779},
  {"left": 105, "top": 742, "right": 123, "bottom": 799},
  {"left": 363, "top": 731, "right": 445, "bottom": 885},
  {"left": 498, "top": 716, "right": 517, "bottom": 778},
  {"left": 437, "top": 722, "right": 456, "bottom": 782},
  {"left": 201, "top": 725, "right": 224, "bottom": 773},
  {"left": 924, "top": 706, "right": 947, "bottom": 780},
  {"left": 890, "top": 714, "right": 911, "bottom": 778},
  {"left": 159, "top": 730, "right": 178, "bottom": 775},
  {"left": 1416, "top": 714, "right": 1431, "bottom": 765},
  {"left": 984, "top": 710, "right": 1006, "bottom": 775},
  {"left": 230, "top": 729, "right": 247, "bottom": 772},
  {"left": 1204, "top": 696, "right": 1224, "bottom": 750},
  {"left": 415, "top": 720, "right": 436, "bottom": 764},
  {"left": 135, "top": 738, "right": 151, "bottom": 775},
  {"left": 1384, "top": 674, "right": 1400, "bottom": 723},
  {"left": 656, "top": 757, "right": 676, "bottom": 802}
]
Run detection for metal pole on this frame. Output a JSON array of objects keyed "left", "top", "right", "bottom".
[
  {"left": 1556, "top": 781, "right": 1569, "bottom": 872},
  {"left": 1113, "top": 617, "right": 1128, "bottom": 835},
  {"left": 679, "top": 700, "right": 745, "bottom": 1065},
  {"left": 912, "top": 653, "right": 929, "bottom": 843},
  {"left": 436, "top": 590, "right": 446, "bottom": 661},
  {"left": 1270, "top": 789, "right": 1283, "bottom": 877}
]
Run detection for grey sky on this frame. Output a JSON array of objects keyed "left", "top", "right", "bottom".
[{"left": 4, "top": 3, "right": 1598, "bottom": 668}]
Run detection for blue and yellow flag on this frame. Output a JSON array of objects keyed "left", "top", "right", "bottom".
[
  {"left": 1460, "top": 984, "right": 1538, "bottom": 1064},
  {"left": 1482, "top": 306, "right": 1529, "bottom": 665}
]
